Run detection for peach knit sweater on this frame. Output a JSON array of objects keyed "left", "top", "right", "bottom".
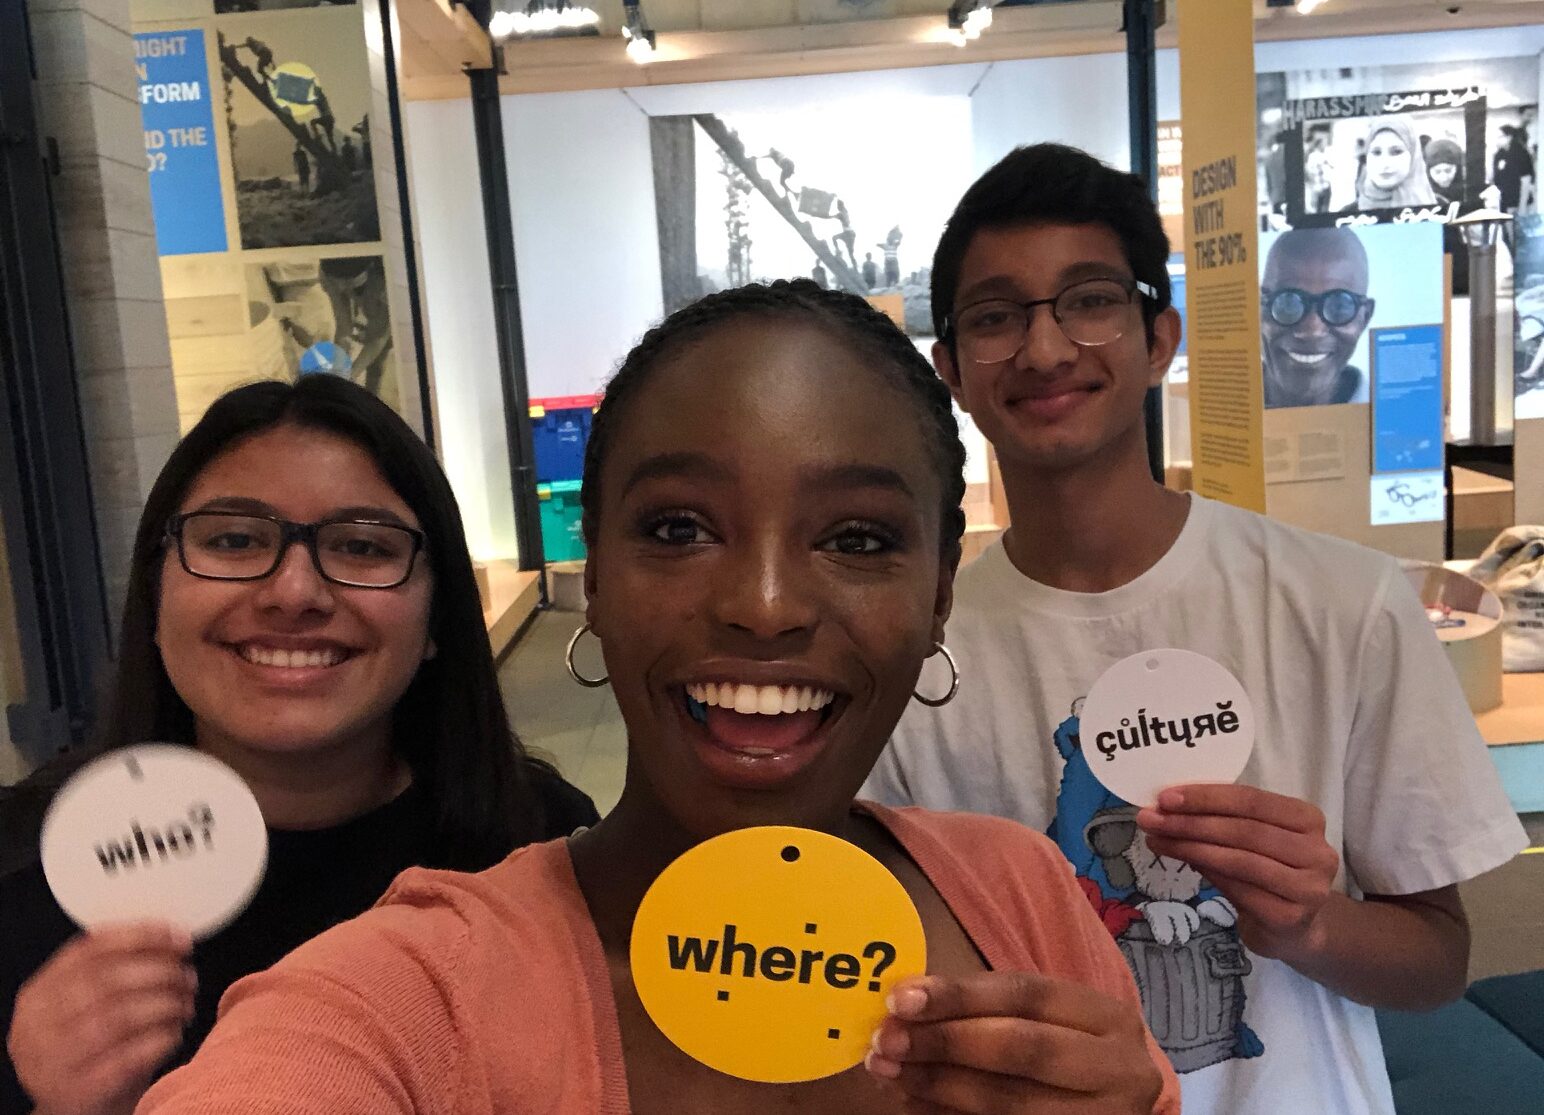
[{"left": 139, "top": 804, "right": 1179, "bottom": 1114}]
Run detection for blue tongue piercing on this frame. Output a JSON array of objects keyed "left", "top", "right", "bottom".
[{"left": 686, "top": 691, "right": 708, "bottom": 724}]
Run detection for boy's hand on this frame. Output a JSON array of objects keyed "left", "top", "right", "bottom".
[{"left": 1137, "top": 784, "right": 1339, "bottom": 961}]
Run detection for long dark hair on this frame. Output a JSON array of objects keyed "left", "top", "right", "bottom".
[{"left": 89, "top": 376, "right": 550, "bottom": 869}]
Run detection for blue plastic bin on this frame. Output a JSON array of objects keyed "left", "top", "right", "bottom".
[{"left": 530, "top": 396, "right": 597, "bottom": 483}]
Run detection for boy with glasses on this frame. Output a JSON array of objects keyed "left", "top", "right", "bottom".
[
  {"left": 1261, "top": 228, "right": 1376, "bottom": 408},
  {"left": 865, "top": 143, "right": 1524, "bottom": 1113}
]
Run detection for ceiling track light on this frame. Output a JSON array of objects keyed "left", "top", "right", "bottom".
[
  {"left": 488, "top": 0, "right": 600, "bottom": 43},
  {"left": 622, "top": 0, "right": 655, "bottom": 62},
  {"left": 946, "top": 0, "right": 995, "bottom": 47},
  {"left": 625, "top": 29, "right": 656, "bottom": 62}
]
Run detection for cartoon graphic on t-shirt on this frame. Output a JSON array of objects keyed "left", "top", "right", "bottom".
[{"left": 1047, "top": 700, "right": 1265, "bottom": 1074}]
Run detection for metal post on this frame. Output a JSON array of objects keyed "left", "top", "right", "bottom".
[
  {"left": 1469, "top": 240, "right": 1499, "bottom": 446},
  {"left": 377, "top": 0, "right": 437, "bottom": 451},
  {"left": 465, "top": 5, "right": 547, "bottom": 587},
  {"left": 1125, "top": 0, "right": 1166, "bottom": 483}
]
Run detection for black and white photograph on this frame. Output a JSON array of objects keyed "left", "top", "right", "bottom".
[
  {"left": 245, "top": 253, "right": 399, "bottom": 408},
  {"left": 1489, "top": 104, "right": 1539, "bottom": 216},
  {"left": 215, "top": 0, "right": 357, "bottom": 13},
  {"left": 1257, "top": 56, "right": 1538, "bottom": 229},
  {"left": 1307, "top": 108, "right": 1470, "bottom": 216},
  {"left": 649, "top": 96, "right": 971, "bottom": 336},
  {"left": 218, "top": 6, "right": 379, "bottom": 249},
  {"left": 1516, "top": 214, "right": 1544, "bottom": 420},
  {"left": 1283, "top": 90, "right": 1483, "bottom": 222}
]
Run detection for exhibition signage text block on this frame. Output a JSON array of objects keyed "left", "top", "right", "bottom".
[
  {"left": 1178, "top": 0, "right": 1266, "bottom": 512},
  {"left": 136, "top": 30, "right": 227, "bottom": 256},
  {"left": 1371, "top": 325, "right": 1444, "bottom": 475}
]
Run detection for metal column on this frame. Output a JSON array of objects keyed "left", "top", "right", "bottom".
[
  {"left": 0, "top": 0, "right": 113, "bottom": 760},
  {"left": 465, "top": 4, "right": 547, "bottom": 584},
  {"left": 377, "top": 0, "right": 437, "bottom": 452},
  {"left": 1125, "top": 0, "right": 1166, "bottom": 483}
]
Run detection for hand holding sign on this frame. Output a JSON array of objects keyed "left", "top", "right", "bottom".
[
  {"left": 1137, "top": 785, "right": 1339, "bottom": 962},
  {"left": 1079, "top": 651, "right": 1338, "bottom": 963},
  {"left": 864, "top": 972, "right": 1165, "bottom": 1113},
  {"left": 7, "top": 923, "right": 196, "bottom": 1115},
  {"left": 13, "top": 746, "right": 267, "bottom": 1115},
  {"left": 630, "top": 826, "right": 925, "bottom": 1083},
  {"left": 1079, "top": 649, "right": 1256, "bottom": 809}
]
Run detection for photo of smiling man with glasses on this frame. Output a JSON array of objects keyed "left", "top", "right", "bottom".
[
  {"left": 865, "top": 143, "right": 1524, "bottom": 1115},
  {"left": 1260, "top": 227, "right": 1376, "bottom": 409}
]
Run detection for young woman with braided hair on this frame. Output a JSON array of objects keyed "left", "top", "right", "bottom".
[{"left": 139, "top": 281, "right": 1178, "bottom": 1115}]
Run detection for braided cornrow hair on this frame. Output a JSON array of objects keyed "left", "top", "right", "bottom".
[{"left": 581, "top": 279, "right": 967, "bottom": 567}]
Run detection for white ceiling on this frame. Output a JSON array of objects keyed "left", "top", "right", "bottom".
[{"left": 397, "top": 0, "right": 1544, "bottom": 99}]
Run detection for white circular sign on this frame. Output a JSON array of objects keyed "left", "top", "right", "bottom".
[
  {"left": 40, "top": 745, "right": 268, "bottom": 939},
  {"left": 1079, "top": 649, "right": 1255, "bottom": 808}
]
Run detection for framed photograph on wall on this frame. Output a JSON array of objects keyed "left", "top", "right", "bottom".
[
  {"left": 244, "top": 252, "right": 398, "bottom": 407},
  {"left": 648, "top": 98, "right": 971, "bottom": 337},
  {"left": 216, "top": 6, "right": 379, "bottom": 249},
  {"left": 1281, "top": 88, "right": 1487, "bottom": 225}
]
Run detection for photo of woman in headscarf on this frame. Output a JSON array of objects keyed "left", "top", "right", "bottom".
[
  {"left": 1355, "top": 116, "right": 1437, "bottom": 211},
  {"left": 1423, "top": 137, "right": 1465, "bottom": 210}
]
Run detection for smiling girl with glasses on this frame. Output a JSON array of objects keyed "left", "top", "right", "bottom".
[{"left": 1, "top": 376, "right": 595, "bottom": 1115}]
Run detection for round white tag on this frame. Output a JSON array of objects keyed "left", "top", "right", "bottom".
[
  {"left": 40, "top": 745, "right": 268, "bottom": 939},
  {"left": 1079, "top": 649, "right": 1255, "bottom": 808}
]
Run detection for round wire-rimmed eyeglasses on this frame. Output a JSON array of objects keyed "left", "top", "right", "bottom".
[{"left": 947, "top": 276, "right": 1159, "bottom": 364}]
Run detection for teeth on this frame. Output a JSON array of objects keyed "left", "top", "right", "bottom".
[
  {"left": 688, "top": 682, "right": 835, "bottom": 716},
  {"left": 1287, "top": 351, "right": 1328, "bottom": 364},
  {"left": 240, "top": 645, "right": 344, "bottom": 669}
]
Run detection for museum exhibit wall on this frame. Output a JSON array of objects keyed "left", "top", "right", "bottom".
[
  {"left": 400, "top": 21, "right": 1544, "bottom": 562},
  {"left": 1236, "top": 25, "right": 1544, "bottom": 558},
  {"left": 970, "top": 53, "right": 1131, "bottom": 175},
  {"left": 398, "top": 96, "right": 517, "bottom": 563},
  {"left": 406, "top": 61, "right": 1071, "bottom": 495},
  {"left": 131, "top": 0, "right": 419, "bottom": 437}
]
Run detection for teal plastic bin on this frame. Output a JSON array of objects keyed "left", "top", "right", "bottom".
[{"left": 538, "top": 480, "right": 586, "bottom": 563}]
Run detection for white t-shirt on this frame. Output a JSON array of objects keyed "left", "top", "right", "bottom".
[{"left": 865, "top": 494, "right": 1526, "bottom": 1115}]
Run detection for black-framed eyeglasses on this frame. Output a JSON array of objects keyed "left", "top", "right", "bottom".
[
  {"left": 166, "top": 513, "right": 426, "bottom": 589},
  {"left": 947, "top": 277, "right": 1158, "bottom": 364},
  {"left": 1262, "top": 287, "right": 1371, "bottom": 328}
]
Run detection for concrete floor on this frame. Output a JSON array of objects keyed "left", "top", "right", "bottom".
[
  {"left": 500, "top": 608, "right": 1544, "bottom": 982},
  {"left": 500, "top": 606, "right": 629, "bottom": 817}
]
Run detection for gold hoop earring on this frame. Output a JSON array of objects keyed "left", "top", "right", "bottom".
[
  {"left": 912, "top": 643, "right": 960, "bottom": 707},
  {"left": 564, "top": 623, "right": 609, "bottom": 688}
]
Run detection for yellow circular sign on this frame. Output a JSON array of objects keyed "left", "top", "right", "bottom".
[
  {"left": 267, "top": 63, "right": 320, "bottom": 124},
  {"left": 630, "top": 826, "right": 926, "bottom": 1083}
]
